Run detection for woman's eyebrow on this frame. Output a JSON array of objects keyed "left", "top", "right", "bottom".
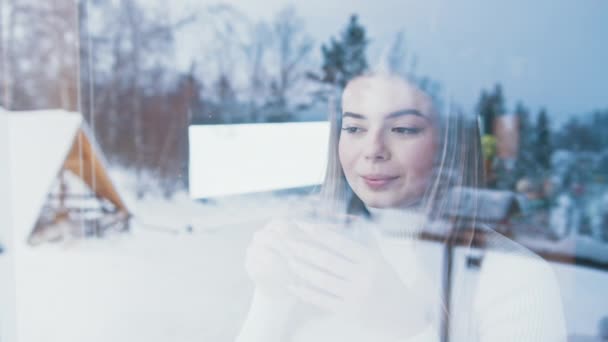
[
  {"left": 386, "top": 109, "right": 425, "bottom": 118},
  {"left": 342, "top": 109, "right": 426, "bottom": 120},
  {"left": 342, "top": 112, "right": 366, "bottom": 119}
]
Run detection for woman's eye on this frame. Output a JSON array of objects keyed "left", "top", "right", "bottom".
[
  {"left": 392, "top": 127, "right": 423, "bottom": 135},
  {"left": 341, "top": 126, "right": 364, "bottom": 134}
]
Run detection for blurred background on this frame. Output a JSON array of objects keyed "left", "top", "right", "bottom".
[{"left": 0, "top": 0, "right": 607, "bottom": 341}]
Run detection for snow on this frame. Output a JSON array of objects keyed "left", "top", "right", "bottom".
[
  {"left": 14, "top": 226, "right": 256, "bottom": 342},
  {"left": 10, "top": 167, "right": 295, "bottom": 342},
  {"left": 189, "top": 122, "right": 329, "bottom": 198},
  {"left": 4, "top": 167, "right": 608, "bottom": 341},
  {"left": 6, "top": 110, "right": 82, "bottom": 242},
  {"left": 11, "top": 222, "right": 608, "bottom": 341},
  {"left": 0, "top": 110, "right": 18, "bottom": 342},
  {"left": 0, "top": 112, "right": 11, "bottom": 244}
]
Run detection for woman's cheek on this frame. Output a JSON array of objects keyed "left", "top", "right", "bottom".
[
  {"left": 414, "top": 140, "right": 437, "bottom": 183},
  {"left": 338, "top": 140, "right": 356, "bottom": 171},
  {"left": 398, "top": 138, "right": 435, "bottom": 181}
]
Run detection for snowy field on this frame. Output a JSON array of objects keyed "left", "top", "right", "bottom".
[
  {"left": 14, "top": 220, "right": 259, "bottom": 342},
  {"left": 9, "top": 168, "right": 302, "bottom": 342},
  {"left": 6, "top": 170, "right": 608, "bottom": 341}
]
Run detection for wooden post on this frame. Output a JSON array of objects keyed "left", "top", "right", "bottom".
[
  {"left": 440, "top": 243, "right": 453, "bottom": 342},
  {"left": 0, "top": 112, "right": 18, "bottom": 341},
  {"left": 440, "top": 233, "right": 454, "bottom": 342},
  {"left": 56, "top": 170, "right": 69, "bottom": 223}
]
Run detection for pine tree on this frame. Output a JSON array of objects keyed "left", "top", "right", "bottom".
[
  {"left": 476, "top": 90, "right": 493, "bottom": 135},
  {"left": 339, "top": 15, "right": 368, "bottom": 87},
  {"left": 535, "top": 108, "right": 552, "bottom": 171},
  {"left": 514, "top": 101, "right": 537, "bottom": 178},
  {"left": 476, "top": 84, "right": 504, "bottom": 134},
  {"left": 476, "top": 83, "right": 508, "bottom": 188},
  {"left": 492, "top": 84, "right": 506, "bottom": 117},
  {"left": 315, "top": 15, "right": 369, "bottom": 91}
]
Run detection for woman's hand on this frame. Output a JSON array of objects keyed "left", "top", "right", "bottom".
[
  {"left": 244, "top": 219, "right": 295, "bottom": 300},
  {"left": 284, "top": 220, "right": 430, "bottom": 339},
  {"left": 239, "top": 219, "right": 305, "bottom": 342}
]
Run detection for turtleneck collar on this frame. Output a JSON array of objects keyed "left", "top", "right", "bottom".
[{"left": 364, "top": 205, "right": 427, "bottom": 237}]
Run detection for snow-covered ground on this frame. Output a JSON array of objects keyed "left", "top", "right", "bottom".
[
  {"left": 14, "top": 221, "right": 259, "bottom": 342},
  {"left": 9, "top": 167, "right": 303, "bottom": 342},
  {"left": 6, "top": 169, "right": 608, "bottom": 341}
]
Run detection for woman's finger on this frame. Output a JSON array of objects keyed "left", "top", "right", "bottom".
[
  {"left": 287, "top": 257, "right": 348, "bottom": 298},
  {"left": 264, "top": 218, "right": 296, "bottom": 235},
  {"left": 251, "top": 228, "right": 289, "bottom": 256},
  {"left": 286, "top": 238, "right": 356, "bottom": 279},
  {"left": 287, "top": 283, "right": 342, "bottom": 313},
  {"left": 293, "top": 221, "right": 367, "bottom": 261}
]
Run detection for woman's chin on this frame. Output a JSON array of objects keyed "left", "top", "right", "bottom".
[{"left": 358, "top": 191, "right": 423, "bottom": 210}]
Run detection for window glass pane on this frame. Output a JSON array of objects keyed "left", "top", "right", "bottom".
[{"left": 1, "top": 1, "right": 606, "bottom": 341}]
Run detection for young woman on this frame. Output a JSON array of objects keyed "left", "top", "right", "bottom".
[{"left": 236, "top": 73, "right": 566, "bottom": 341}]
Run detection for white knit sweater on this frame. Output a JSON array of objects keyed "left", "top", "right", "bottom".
[{"left": 235, "top": 218, "right": 567, "bottom": 342}]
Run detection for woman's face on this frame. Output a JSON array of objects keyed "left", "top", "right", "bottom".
[{"left": 339, "top": 75, "right": 438, "bottom": 209}]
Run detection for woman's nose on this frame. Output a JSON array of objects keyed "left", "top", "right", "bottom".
[{"left": 364, "top": 131, "right": 390, "bottom": 161}]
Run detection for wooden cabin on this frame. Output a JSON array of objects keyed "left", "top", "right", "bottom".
[{"left": 3, "top": 109, "right": 130, "bottom": 245}]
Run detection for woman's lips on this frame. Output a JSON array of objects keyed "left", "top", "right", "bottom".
[{"left": 361, "top": 175, "right": 399, "bottom": 189}]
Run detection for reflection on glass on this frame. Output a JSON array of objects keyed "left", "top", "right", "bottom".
[{"left": 237, "top": 73, "right": 567, "bottom": 341}]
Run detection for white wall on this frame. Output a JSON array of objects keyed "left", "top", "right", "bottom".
[
  {"left": 0, "top": 113, "right": 18, "bottom": 342},
  {"left": 189, "top": 122, "right": 329, "bottom": 198},
  {"left": 0, "top": 114, "right": 8, "bottom": 245}
]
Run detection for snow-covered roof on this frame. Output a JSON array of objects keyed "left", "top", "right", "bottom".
[
  {"left": 3, "top": 109, "right": 126, "bottom": 242},
  {"left": 7, "top": 110, "right": 81, "bottom": 242}
]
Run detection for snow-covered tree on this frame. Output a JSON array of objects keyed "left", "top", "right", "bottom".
[{"left": 263, "top": 6, "right": 313, "bottom": 122}]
